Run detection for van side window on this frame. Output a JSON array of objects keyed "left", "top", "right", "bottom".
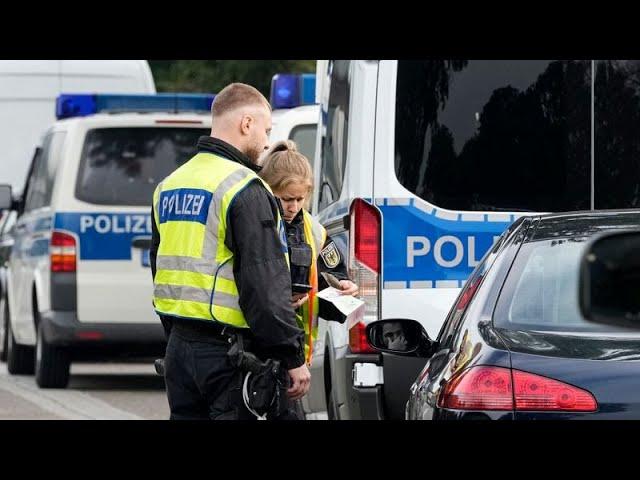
[
  {"left": 289, "top": 124, "right": 316, "bottom": 169},
  {"left": 319, "top": 60, "right": 351, "bottom": 210},
  {"left": 24, "top": 134, "right": 52, "bottom": 212},
  {"left": 394, "top": 60, "right": 591, "bottom": 212},
  {"left": 24, "top": 132, "right": 65, "bottom": 212}
]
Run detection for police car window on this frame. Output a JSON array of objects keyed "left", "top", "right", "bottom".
[
  {"left": 395, "top": 60, "right": 591, "bottom": 212},
  {"left": 75, "top": 127, "right": 208, "bottom": 206},
  {"left": 289, "top": 124, "right": 317, "bottom": 170},
  {"left": 594, "top": 60, "right": 640, "bottom": 208},
  {"left": 319, "top": 60, "right": 350, "bottom": 210},
  {"left": 24, "top": 134, "right": 53, "bottom": 212}
]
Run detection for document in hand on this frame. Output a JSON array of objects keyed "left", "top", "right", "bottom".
[{"left": 316, "top": 287, "right": 365, "bottom": 329}]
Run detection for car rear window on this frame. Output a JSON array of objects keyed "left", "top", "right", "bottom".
[
  {"left": 494, "top": 238, "right": 625, "bottom": 333},
  {"left": 75, "top": 127, "right": 209, "bottom": 206}
]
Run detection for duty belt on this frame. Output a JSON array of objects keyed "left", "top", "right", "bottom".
[{"left": 171, "top": 318, "right": 239, "bottom": 343}]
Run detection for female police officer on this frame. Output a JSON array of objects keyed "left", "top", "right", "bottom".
[{"left": 259, "top": 140, "right": 358, "bottom": 366}]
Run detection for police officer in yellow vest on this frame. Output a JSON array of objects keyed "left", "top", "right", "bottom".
[
  {"left": 150, "top": 83, "right": 310, "bottom": 420},
  {"left": 259, "top": 141, "right": 358, "bottom": 366}
]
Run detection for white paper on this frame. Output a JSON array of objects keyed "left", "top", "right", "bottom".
[{"left": 316, "top": 287, "right": 365, "bottom": 329}]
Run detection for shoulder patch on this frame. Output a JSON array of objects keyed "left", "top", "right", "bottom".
[{"left": 320, "top": 241, "right": 341, "bottom": 269}]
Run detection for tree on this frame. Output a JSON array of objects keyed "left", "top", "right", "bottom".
[{"left": 148, "top": 60, "right": 316, "bottom": 98}]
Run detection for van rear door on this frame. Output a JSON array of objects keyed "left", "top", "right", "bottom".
[{"left": 64, "top": 126, "right": 208, "bottom": 324}]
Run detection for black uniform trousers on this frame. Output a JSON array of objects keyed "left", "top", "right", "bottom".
[{"left": 164, "top": 320, "right": 302, "bottom": 420}]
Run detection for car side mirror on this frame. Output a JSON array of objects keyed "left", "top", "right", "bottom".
[
  {"left": 580, "top": 230, "right": 640, "bottom": 329},
  {"left": 366, "top": 319, "right": 434, "bottom": 357},
  {"left": 0, "top": 185, "right": 12, "bottom": 211}
]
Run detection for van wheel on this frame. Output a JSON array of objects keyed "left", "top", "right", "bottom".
[
  {"left": 35, "top": 322, "right": 70, "bottom": 388},
  {"left": 6, "top": 309, "right": 35, "bottom": 375}
]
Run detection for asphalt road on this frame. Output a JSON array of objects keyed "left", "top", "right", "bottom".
[{"left": 0, "top": 362, "right": 169, "bottom": 420}]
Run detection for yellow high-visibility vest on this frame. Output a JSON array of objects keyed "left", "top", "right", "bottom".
[
  {"left": 152, "top": 152, "right": 289, "bottom": 328},
  {"left": 299, "top": 209, "right": 327, "bottom": 364}
]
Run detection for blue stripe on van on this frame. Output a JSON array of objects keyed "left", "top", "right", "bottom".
[
  {"left": 379, "top": 201, "right": 514, "bottom": 285},
  {"left": 54, "top": 212, "right": 151, "bottom": 261}
]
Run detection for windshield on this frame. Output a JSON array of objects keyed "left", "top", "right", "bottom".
[{"left": 75, "top": 127, "right": 209, "bottom": 206}]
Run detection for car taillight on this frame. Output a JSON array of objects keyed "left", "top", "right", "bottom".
[
  {"left": 439, "top": 366, "right": 598, "bottom": 412},
  {"left": 439, "top": 366, "right": 514, "bottom": 411},
  {"left": 348, "top": 199, "right": 381, "bottom": 353},
  {"left": 50, "top": 231, "right": 76, "bottom": 272},
  {"left": 349, "top": 321, "right": 377, "bottom": 354},
  {"left": 512, "top": 370, "right": 597, "bottom": 412}
]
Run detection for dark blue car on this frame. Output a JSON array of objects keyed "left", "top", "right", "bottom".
[{"left": 368, "top": 210, "right": 640, "bottom": 420}]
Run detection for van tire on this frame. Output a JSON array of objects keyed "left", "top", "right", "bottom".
[
  {"left": 6, "top": 308, "right": 35, "bottom": 375},
  {"left": 35, "top": 322, "right": 70, "bottom": 389}
]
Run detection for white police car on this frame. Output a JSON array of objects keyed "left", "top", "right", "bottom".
[{"left": 1, "top": 93, "right": 212, "bottom": 388}]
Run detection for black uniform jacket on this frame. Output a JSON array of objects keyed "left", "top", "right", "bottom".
[
  {"left": 150, "top": 136, "right": 305, "bottom": 370},
  {"left": 284, "top": 208, "right": 352, "bottom": 321}
]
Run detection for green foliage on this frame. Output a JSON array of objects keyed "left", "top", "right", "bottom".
[{"left": 148, "top": 60, "right": 316, "bottom": 97}]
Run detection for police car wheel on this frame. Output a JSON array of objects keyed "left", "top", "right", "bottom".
[
  {"left": 6, "top": 308, "right": 35, "bottom": 375},
  {"left": 35, "top": 323, "right": 70, "bottom": 389}
]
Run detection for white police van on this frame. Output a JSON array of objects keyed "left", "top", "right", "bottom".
[
  {"left": 1, "top": 93, "right": 213, "bottom": 388},
  {"left": 304, "top": 60, "right": 601, "bottom": 419},
  {"left": 268, "top": 73, "right": 319, "bottom": 168}
]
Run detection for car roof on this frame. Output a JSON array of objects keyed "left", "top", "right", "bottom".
[{"left": 528, "top": 209, "right": 640, "bottom": 241}]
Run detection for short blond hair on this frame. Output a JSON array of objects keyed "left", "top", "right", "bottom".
[
  {"left": 259, "top": 140, "right": 313, "bottom": 194},
  {"left": 211, "top": 82, "right": 271, "bottom": 118}
]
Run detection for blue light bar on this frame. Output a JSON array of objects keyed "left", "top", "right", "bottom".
[
  {"left": 270, "top": 74, "right": 316, "bottom": 109},
  {"left": 55, "top": 93, "right": 215, "bottom": 120},
  {"left": 301, "top": 74, "right": 315, "bottom": 105}
]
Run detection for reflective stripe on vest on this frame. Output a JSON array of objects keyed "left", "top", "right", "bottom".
[
  {"left": 152, "top": 152, "right": 289, "bottom": 328},
  {"left": 300, "top": 210, "right": 327, "bottom": 364}
]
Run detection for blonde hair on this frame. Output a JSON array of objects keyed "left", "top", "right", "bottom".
[{"left": 259, "top": 140, "right": 313, "bottom": 194}]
